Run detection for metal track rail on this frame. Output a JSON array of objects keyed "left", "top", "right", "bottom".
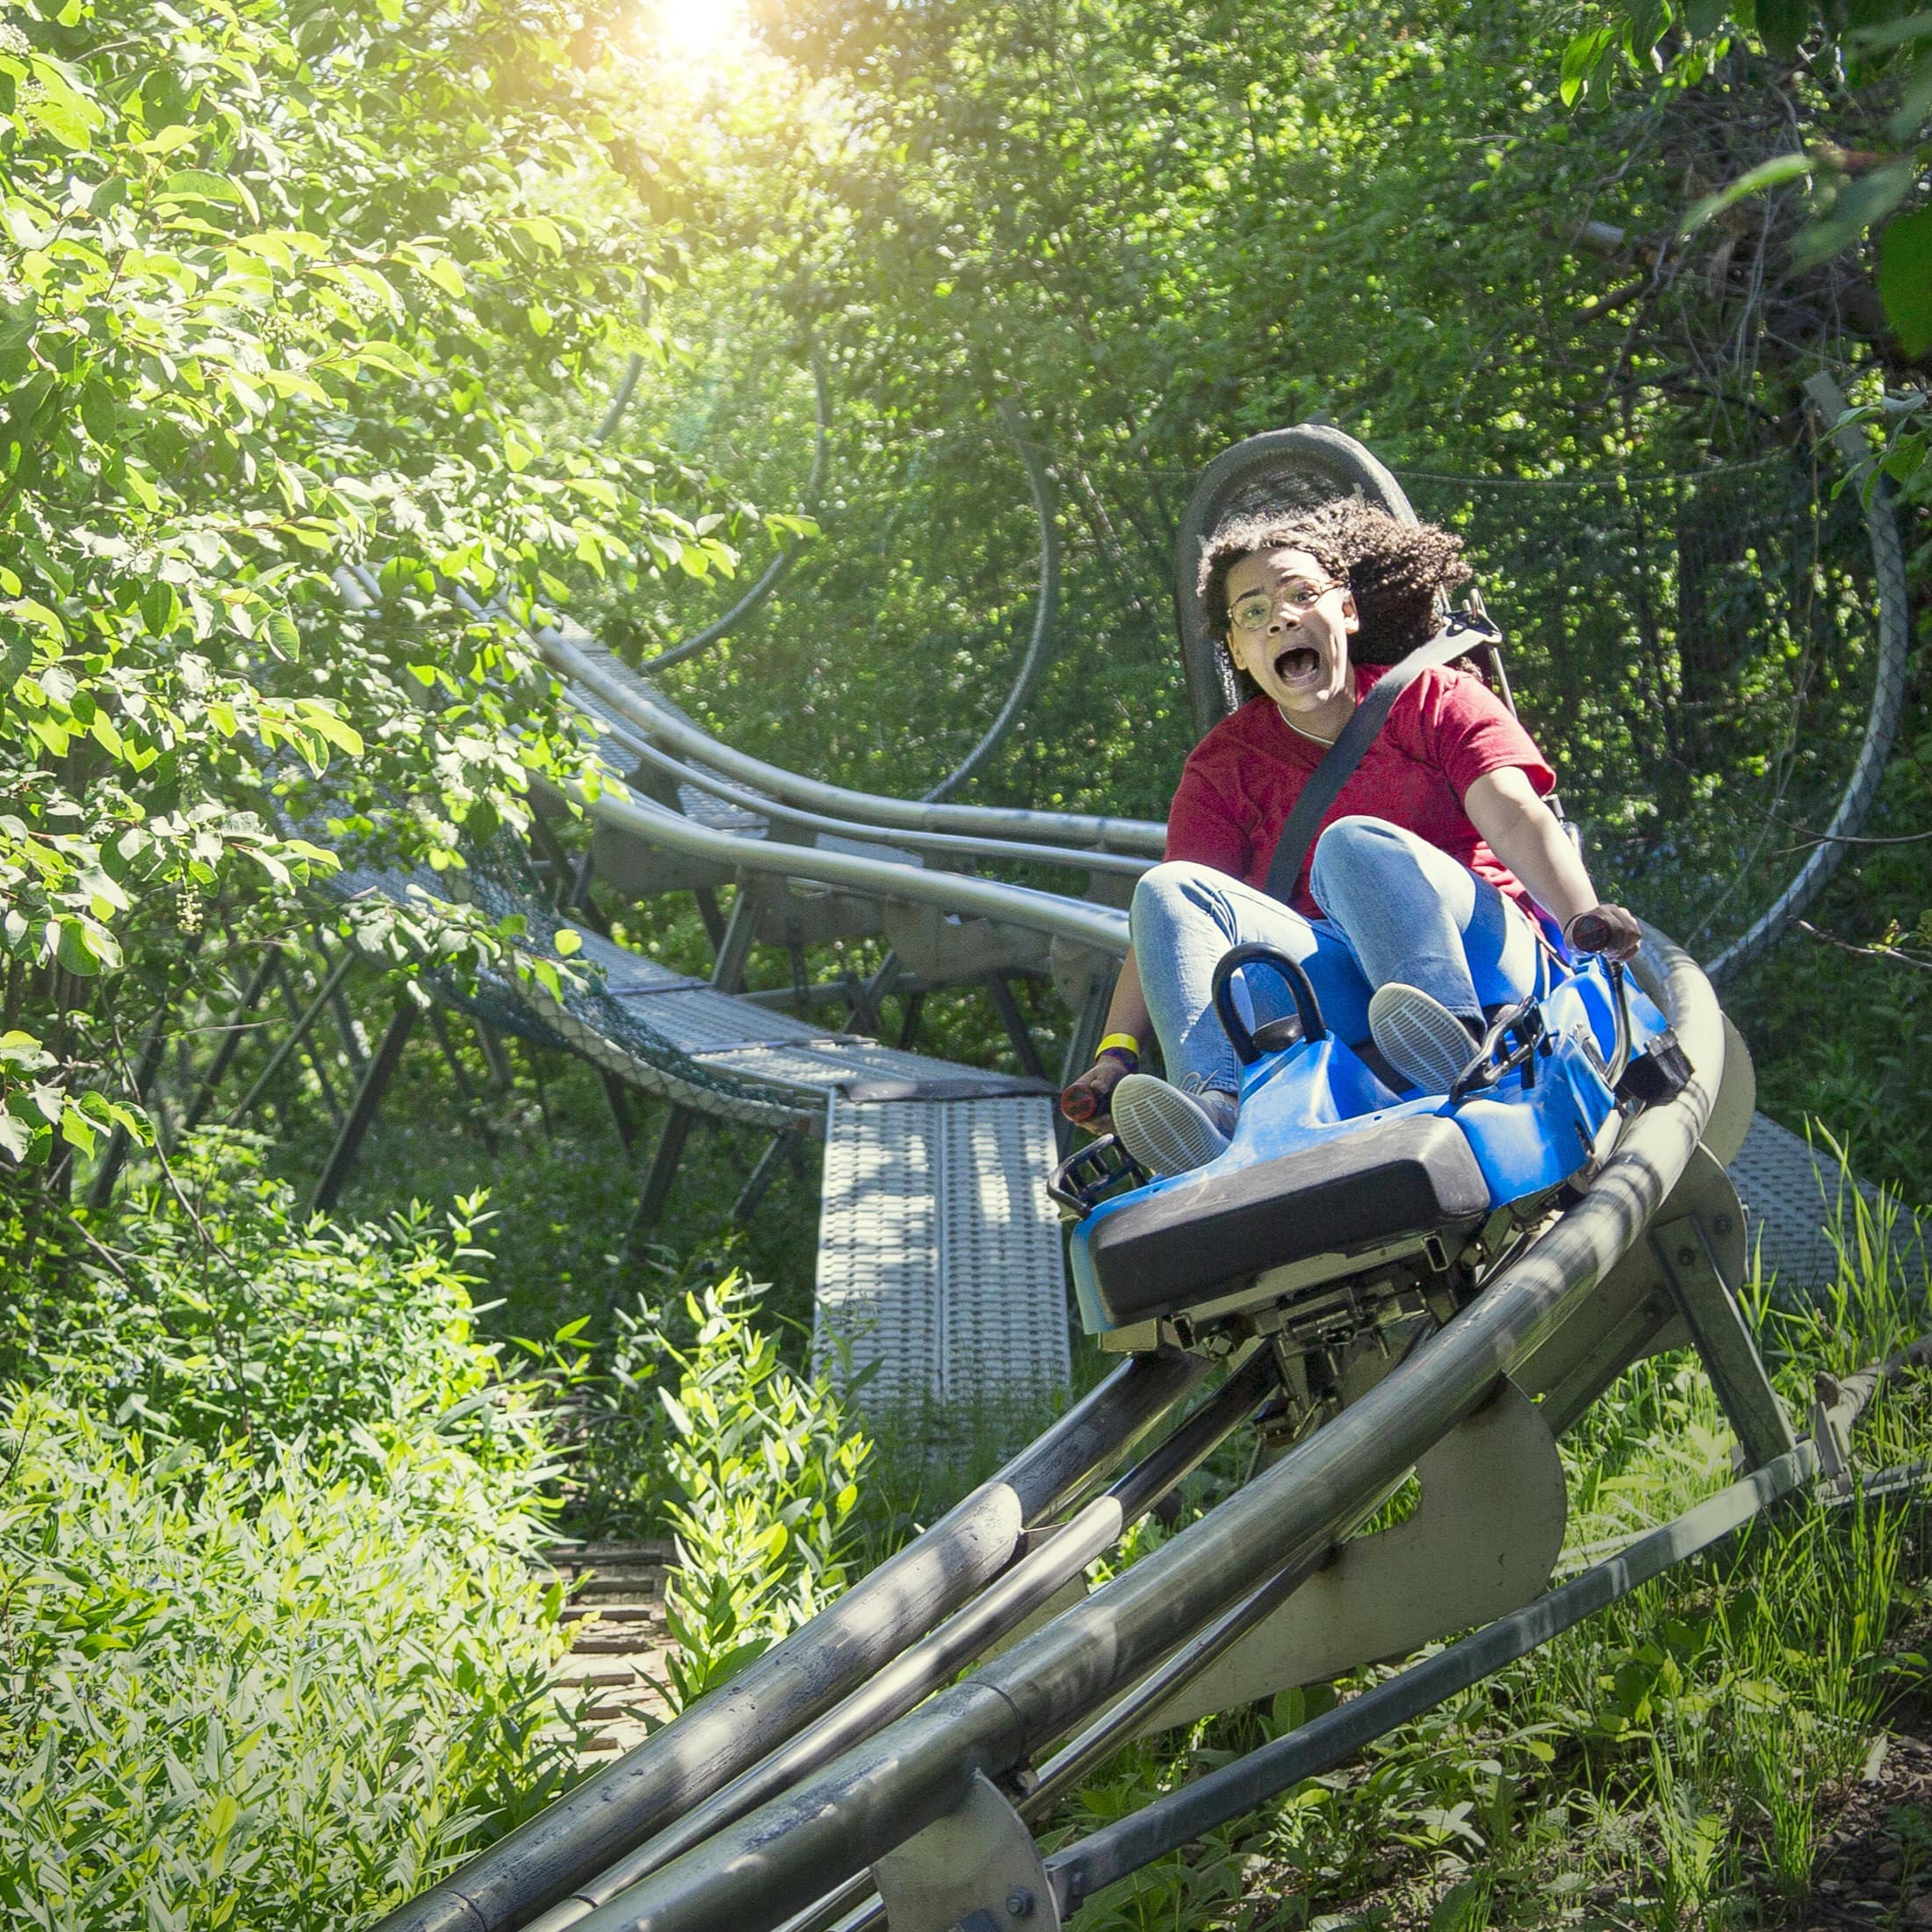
[
  {"left": 392, "top": 923, "right": 1724, "bottom": 1932},
  {"left": 537, "top": 613, "right": 1167, "bottom": 857},
  {"left": 567, "top": 759, "right": 1132, "bottom": 955},
  {"left": 579, "top": 698, "right": 1155, "bottom": 882},
  {"left": 375, "top": 1351, "right": 1215, "bottom": 1932},
  {"left": 1049, "top": 1378, "right": 1924, "bottom": 1908},
  {"left": 1703, "top": 373, "right": 1914, "bottom": 984}
]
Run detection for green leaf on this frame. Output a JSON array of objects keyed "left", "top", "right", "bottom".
[
  {"left": 157, "top": 168, "right": 244, "bottom": 208},
  {"left": 135, "top": 123, "right": 200, "bottom": 156},
  {"left": 1879, "top": 204, "right": 1932, "bottom": 353},
  {"left": 1679, "top": 151, "right": 1814, "bottom": 236},
  {"left": 1792, "top": 157, "right": 1917, "bottom": 266},
  {"left": 508, "top": 213, "right": 566, "bottom": 256},
  {"left": 1560, "top": 25, "right": 1617, "bottom": 105},
  {"left": 553, "top": 927, "right": 582, "bottom": 957},
  {"left": 293, "top": 700, "right": 364, "bottom": 757},
  {"left": 1428, "top": 1878, "right": 1489, "bottom": 1932},
  {"left": 57, "top": 1101, "right": 97, "bottom": 1154},
  {"left": 419, "top": 252, "right": 466, "bottom": 299},
  {"left": 0, "top": 1109, "right": 35, "bottom": 1163}
]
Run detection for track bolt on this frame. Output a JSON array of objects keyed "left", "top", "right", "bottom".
[
  {"left": 1006, "top": 1890, "right": 1035, "bottom": 1919},
  {"left": 1677, "top": 1245, "right": 1696, "bottom": 1266},
  {"left": 1714, "top": 1214, "right": 1733, "bottom": 1235}
]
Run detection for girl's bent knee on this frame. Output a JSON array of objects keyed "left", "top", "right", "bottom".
[
  {"left": 1310, "top": 816, "right": 1409, "bottom": 891},
  {"left": 1133, "top": 860, "right": 1211, "bottom": 918}
]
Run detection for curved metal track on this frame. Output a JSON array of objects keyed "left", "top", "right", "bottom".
[
  {"left": 372, "top": 926, "right": 1798, "bottom": 1932},
  {"left": 1702, "top": 373, "right": 1914, "bottom": 984},
  {"left": 632, "top": 352, "right": 828, "bottom": 674},
  {"left": 609, "top": 352, "right": 1068, "bottom": 803},
  {"left": 919, "top": 398, "right": 1063, "bottom": 803},
  {"left": 356, "top": 402, "right": 1912, "bottom": 1932}
]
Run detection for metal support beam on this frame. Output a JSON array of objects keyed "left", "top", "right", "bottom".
[
  {"left": 631, "top": 1106, "right": 696, "bottom": 1237},
  {"left": 271, "top": 956, "right": 344, "bottom": 1123},
  {"left": 311, "top": 932, "right": 367, "bottom": 1069},
  {"left": 711, "top": 882, "right": 762, "bottom": 994},
  {"left": 312, "top": 999, "right": 419, "bottom": 1214},
  {"left": 225, "top": 947, "right": 357, "bottom": 1126},
  {"left": 845, "top": 949, "right": 899, "bottom": 1037},
  {"left": 567, "top": 848, "right": 614, "bottom": 938},
  {"left": 475, "top": 1019, "right": 515, "bottom": 1092},
  {"left": 528, "top": 812, "right": 577, "bottom": 905},
  {"left": 626, "top": 879, "right": 764, "bottom": 1236},
  {"left": 1652, "top": 1209, "right": 1798, "bottom": 1468},
  {"left": 694, "top": 885, "right": 727, "bottom": 952},
  {"left": 1139, "top": 1378, "right": 1566, "bottom": 1730},
  {"left": 898, "top": 990, "right": 926, "bottom": 1052},
  {"left": 1510, "top": 1144, "right": 1748, "bottom": 1438},
  {"left": 732, "top": 1130, "right": 795, "bottom": 1225},
  {"left": 600, "top": 1072, "right": 638, "bottom": 1152},
  {"left": 988, "top": 972, "right": 1048, "bottom": 1081},
  {"left": 182, "top": 948, "right": 283, "bottom": 1133}
]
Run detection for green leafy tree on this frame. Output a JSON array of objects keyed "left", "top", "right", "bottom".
[{"left": 0, "top": 0, "right": 743, "bottom": 1196}]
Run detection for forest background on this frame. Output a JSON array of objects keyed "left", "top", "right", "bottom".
[{"left": 0, "top": 0, "right": 1928, "bottom": 1927}]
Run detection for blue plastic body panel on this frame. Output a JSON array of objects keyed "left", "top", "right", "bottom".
[{"left": 1069, "top": 957, "right": 1672, "bottom": 1339}]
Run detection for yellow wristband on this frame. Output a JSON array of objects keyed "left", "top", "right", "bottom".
[{"left": 1098, "top": 1032, "right": 1142, "bottom": 1061}]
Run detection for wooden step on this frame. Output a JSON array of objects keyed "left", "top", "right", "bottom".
[
  {"left": 571, "top": 1626, "right": 668, "bottom": 1656},
  {"left": 560, "top": 1601, "right": 662, "bottom": 1625}
]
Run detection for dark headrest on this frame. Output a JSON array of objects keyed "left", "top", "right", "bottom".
[{"left": 1173, "top": 426, "right": 1420, "bottom": 740}]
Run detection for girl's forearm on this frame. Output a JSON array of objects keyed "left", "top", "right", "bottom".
[
  {"left": 1465, "top": 768, "right": 1599, "bottom": 930},
  {"left": 1100, "top": 947, "right": 1151, "bottom": 1053}
]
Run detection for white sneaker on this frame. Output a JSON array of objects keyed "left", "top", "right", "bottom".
[
  {"left": 1111, "top": 1076, "right": 1236, "bottom": 1178},
  {"left": 1367, "top": 984, "right": 1481, "bottom": 1094}
]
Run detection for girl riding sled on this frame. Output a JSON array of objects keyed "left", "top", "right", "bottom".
[{"left": 1061, "top": 498, "right": 1642, "bottom": 1177}]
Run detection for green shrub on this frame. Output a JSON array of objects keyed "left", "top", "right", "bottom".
[
  {"left": 11, "top": 1132, "right": 544, "bottom": 1475},
  {"left": 656, "top": 1275, "right": 870, "bottom": 1712},
  {"left": 0, "top": 1391, "right": 577, "bottom": 1932}
]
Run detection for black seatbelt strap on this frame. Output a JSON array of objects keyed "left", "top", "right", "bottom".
[{"left": 1264, "top": 614, "right": 1501, "bottom": 907}]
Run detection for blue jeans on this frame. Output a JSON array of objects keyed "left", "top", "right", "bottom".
[{"left": 1132, "top": 817, "right": 1543, "bottom": 1097}]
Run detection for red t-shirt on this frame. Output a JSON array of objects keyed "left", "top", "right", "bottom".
[{"left": 1164, "top": 663, "right": 1555, "bottom": 917}]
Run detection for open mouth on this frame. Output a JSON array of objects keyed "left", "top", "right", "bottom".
[{"left": 1272, "top": 644, "right": 1321, "bottom": 684}]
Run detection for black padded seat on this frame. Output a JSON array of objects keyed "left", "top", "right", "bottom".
[{"left": 1088, "top": 1115, "right": 1490, "bottom": 1325}]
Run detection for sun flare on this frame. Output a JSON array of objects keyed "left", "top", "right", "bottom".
[{"left": 650, "top": 0, "right": 747, "bottom": 60}]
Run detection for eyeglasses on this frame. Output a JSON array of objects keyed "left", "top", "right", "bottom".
[{"left": 1228, "top": 580, "right": 1343, "bottom": 634}]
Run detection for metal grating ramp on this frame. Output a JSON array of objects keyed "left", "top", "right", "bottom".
[
  {"left": 813, "top": 1092, "right": 1071, "bottom": 1415},
  {"left": 1727, "top": 1112, "right": 1928, "bottom": 1298}
]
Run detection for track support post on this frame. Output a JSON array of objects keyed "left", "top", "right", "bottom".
[
  {"left": 313, "top": 998, "right": 419, "bottom": 1214},
  {"left": 1652, "top": 1210, "right": 1798, "bottom": 1468},
  {"left": 870, "top": 1772, "right": 1062, "bottom": 1932}
]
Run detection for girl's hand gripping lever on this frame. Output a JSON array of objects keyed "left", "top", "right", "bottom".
[{"left": 1565, "top": 904, "right": 1642, "bottom": 963}]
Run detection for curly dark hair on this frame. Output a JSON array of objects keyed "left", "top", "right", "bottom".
[{"left": 1197, "top": 499, "right": 1471, "bottom": 662}]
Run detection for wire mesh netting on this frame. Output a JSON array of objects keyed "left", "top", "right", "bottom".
[
  {"left": 1395, "top": 451, "right": 1882, "bottom": 962},
  {"left": 331, "top": 845, "right": 823, "bottom": 1129}
]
